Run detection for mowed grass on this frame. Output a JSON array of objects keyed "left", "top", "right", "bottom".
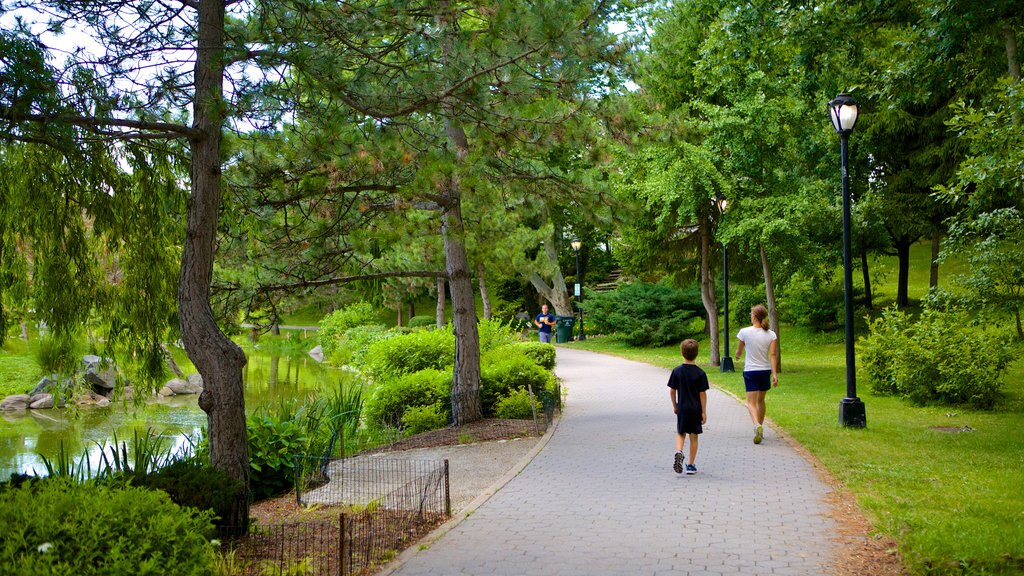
[{"left": 567, "top": 242, "right": 1024, "bottom": 575}]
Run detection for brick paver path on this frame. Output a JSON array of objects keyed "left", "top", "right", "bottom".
[{"left": 389, "top": 347, "right": 839, "bottom": 575}]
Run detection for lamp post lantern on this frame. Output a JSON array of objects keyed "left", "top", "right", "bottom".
[
  {"left": 716, "top": 195, "right": 734, "bottom": 372},
  {"left": 570, "top": 238, "right": 586, "bottom": 341},
  {"left": 829, "top": 92, "right": 866, "bottom": 428}
]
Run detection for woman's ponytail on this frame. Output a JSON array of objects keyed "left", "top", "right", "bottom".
[{"left": 752, "top": 304, "right": 770, "bottom": 331}]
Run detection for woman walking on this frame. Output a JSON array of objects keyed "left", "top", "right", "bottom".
[{"left": 734, "top": 304, "right": 778, "bottom": 444}]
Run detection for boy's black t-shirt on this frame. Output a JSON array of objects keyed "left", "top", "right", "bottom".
[{"left": 667, "top": 364, "right": 710, "bottom": 412}]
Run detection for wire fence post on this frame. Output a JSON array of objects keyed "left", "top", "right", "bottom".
[
  {"left": 444, "top": 459, "right": 451, "bottom": 517},
  {"left": 339, "top": 512, "right": 347, "bottom": 576},
  {"left": 526, "top": 384, "right": 540, "bottom": 436}
]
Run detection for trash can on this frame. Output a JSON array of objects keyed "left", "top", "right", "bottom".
[{"left": 554, "top": 315, "right": 575, "bottom": 343}]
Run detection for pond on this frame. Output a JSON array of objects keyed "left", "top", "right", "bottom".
[{"left": 0, "top": 336, "right": 353, "bottom": 481}]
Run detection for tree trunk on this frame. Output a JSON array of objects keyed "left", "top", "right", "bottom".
[
  {"left": 759, "top": 244, "right": 780, "bottom": 373},
  {"left": 1006, "top": 23, "right": 1021, "bottom": 81},
  {"left": 528, "top": 272, "right": 574, "bottom": 316},
  {"left": 895, "top": 239, "right": 912, "bottom": 307},
  {"left": 860, "top": 250, "right": 873, "bottom": 310},
  {"left": 1016, "top": 306, "right": 1023, "bottom": 339},
  {"left": 396, "top": 304, "right": 403, "bottom": 327},
  {"left": 478, "top": 263, "right": 492, "bottom": 320},
  {"left": 160, "top": 343, "right": 185, "bottom": 378},
  {"left": 436, "top": 277, "right": 446, "bottom": 329},
  {"left": 699, "top": 218, "right": 720, "bottom": 366},
  {"left": 930, "top": 234, "right": 940, "bottom": 289},
  {"left": 408, "top": 301, "right": 415, "bottom": 320},
  {"left": 526, "top": 227, "right": 573, "bottom": 316},
  {"left": 441, "top": 113, "right": 483, "bottom": 425},
  {"left": 182, "top": 0, "right": 249, "bottom": 531}
]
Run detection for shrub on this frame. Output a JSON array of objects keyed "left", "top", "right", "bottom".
[
  {"left": 328, "top": 324, "right": 391, "bottom": 366},
  {"left": 861, "top": 306, "right": 1015, "bottom": 408},
  {"left": 494, "top": 388, "right": 536, "bottom": 420},
  {"left": 0, "top": 478, "right": 215, "bottom": 575},
  {"left": 364, "top": 369, "right": 451, "bottom": 431},
  {"left": 779, "top": 274, "right": 845, "bottom": 331},
  {"left": 407, "top": 315, "right": 436, "bottom": 328},
  {"left": 582, "top": 282, "right": 703, "bottom": 346},
  {"left": 483, "top": 342, "right": 556, "bottom": 370},
  {"left": 480, "top": 354, "right": 556, "bottom": 415},
  {"left": 134, "top": 459, "right": 244, "bottom": 525},
  {"left": 860, "top": 307, "right": 912, "bottom": 396},
  {"left": 477, "top": 318, "right": 521, "bottom": 353},
  {"left": 401, "top": 403, "right": 449, "bottom": 435},
  {"left": 247, "top": 408, "right": 309, "bottom": 501},
  {"left": 362, "top": 329, "right": 455, "bottom": 382},
  {"left": 729, "top": 284, "right": 767, "bottom": 327},
  {"left": 318, "top": 302, "right": 380, "bottom": 359}
]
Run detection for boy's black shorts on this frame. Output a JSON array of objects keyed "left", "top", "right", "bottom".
[{"left": 676, "top": 408, "right": 703, "bottom": 435}]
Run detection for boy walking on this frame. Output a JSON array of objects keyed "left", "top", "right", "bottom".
[{"left": 668, "top": 339, "right": 709, "bottom": 475}]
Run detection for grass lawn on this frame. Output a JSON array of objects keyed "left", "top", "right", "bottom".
[{"left": 566, "top": 241, "right": 1024, "bottom": 576}]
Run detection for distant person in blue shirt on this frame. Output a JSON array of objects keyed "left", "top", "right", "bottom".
[{"left": 534, "top": 304, "right": 556, "bottom": 343}]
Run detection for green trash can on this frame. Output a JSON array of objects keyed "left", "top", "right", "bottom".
[{"left": 554, "top": 315, "right": 575, "bottom": 343}]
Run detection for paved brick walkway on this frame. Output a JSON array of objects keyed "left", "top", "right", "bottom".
[{"left": 388, "top": 347, "right": 839, "bottom": 576}]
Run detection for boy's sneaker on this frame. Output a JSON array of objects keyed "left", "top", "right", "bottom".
[
  {"left": 673, "top": 452, "right": 684, "bottom": 474},
  {"left": 754, "top": 425, "right": 764, "bottom": 445},
  {"left": 685, "top": 464, "right": 697, "bottom": 475}
]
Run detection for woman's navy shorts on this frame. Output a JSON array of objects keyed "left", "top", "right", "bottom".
[{"left": 743, "top": 370, "right": 772, "bottom": 392}]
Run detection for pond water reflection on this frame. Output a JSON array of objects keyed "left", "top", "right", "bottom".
[{"left": 0, "top": 342, "right": 350, "bottom": 481}]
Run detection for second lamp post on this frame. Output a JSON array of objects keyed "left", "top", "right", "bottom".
[
  {"left": 571, "top": 238, "right": 586, "bottom": 341},
  {"left": 716, "top": 195, "right": 734, "bottom": 372}
]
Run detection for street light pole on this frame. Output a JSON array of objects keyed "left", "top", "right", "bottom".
[
  {"left": 571, "top": 238, "right": 586, "bottom": 341},
  {"left": 829, "top": 93, "right": 866, "bottom": 429},
  {"left": 716, "top": 196, "right": 734, "bottom": 372}
]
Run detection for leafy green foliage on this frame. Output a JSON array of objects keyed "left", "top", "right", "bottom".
[
  {"left": 480, "top": 355, "right": 556, "bottom": 416},
  {"left": 318, "top": 303, "right": 382, "bottom": 359},
  {"left": 945, "top": 208, "right": 1024, "bottom": 337},
  {"left": 401, "top": 403, "right": 448, "bottom": 436},
  {"left": 484, "top": 342, "right": 557, "bottom": 371},
  {"left": 0, "top": 478, "right": 215, "bottom": 575},
  {"left": 407, "top": 315, "right": 436, "bottom": 328},
  {"left": 246, "top": 410, "right": 308, "bottom": 501},
  {"left": 134, "top": 459, "right": 244, "bottom": 525},
  {"left": 583, "top": 283, "right": 703, "bottom": 346},
  {"left": 779, "top": 274, "right": 845, "bottom": 331},
  {"left": 861, "top": 306, "right": 1017, "bottom": 408},
  {"left": 244, "top": 384, "right": 363, "bottom": 501},
  {"left": 364, "top": 369, "right": 451, "bottom": 432},
  {"left": 494, "top": 388, "right": 537, "bottom": 420},
  {"left": 362, "top": 329, "right": 455, "bottom": 382},
  {"left": 477, "top": 319, "right": 522, "bottom": 354}
]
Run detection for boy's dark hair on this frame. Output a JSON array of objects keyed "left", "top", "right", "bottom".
[{"left": 680, "top": 339, "right": 699, "bottom": 361}]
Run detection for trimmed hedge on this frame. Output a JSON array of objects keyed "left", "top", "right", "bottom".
[
  {"left": 362, "top": 329, "right": 455, "bottom": 382},
  {"left": 364, "top": 369, "right": 452, "bottom": 430}
]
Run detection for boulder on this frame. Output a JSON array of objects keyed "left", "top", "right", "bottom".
[
  {"left": 29, "top": 394, "right": 54, "bottom": 409},
  {"left": 308, "top": 345, "right": 324, "bottom": 363},
  {"left": 186, "top": 373, "right": 204, "bottom": 391},
  {"left": 1, "top": 395, "right": 31, "bottom": 411},
  {"left": 29, "top": 374, "right": 70, "bottom": 396},
  {"left": 165, "top": 378, "right": 201, "bottom": 395},
  {"left": 158, "top": 386, "right": 175, "bottom": 397},
  {"left": 85, "top": 367, "right": 117, "bottom": 392},
  {"left": 75, "top": 391, "right": 110, "bottom": 407}
]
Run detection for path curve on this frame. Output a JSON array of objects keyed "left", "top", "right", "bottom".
[{"left": 387, "top": 347, "right": 839, "bottom": 575}]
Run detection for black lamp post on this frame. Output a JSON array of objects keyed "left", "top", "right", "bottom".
[
  {"left": 829, "top": 92, "right": 867, "bottom": 429},
  {"left": 716, "top": 195, "right": 734, "bottom": 372},
  {"left": 570, "top": 238, "right": 586, "bottom": 341}
]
